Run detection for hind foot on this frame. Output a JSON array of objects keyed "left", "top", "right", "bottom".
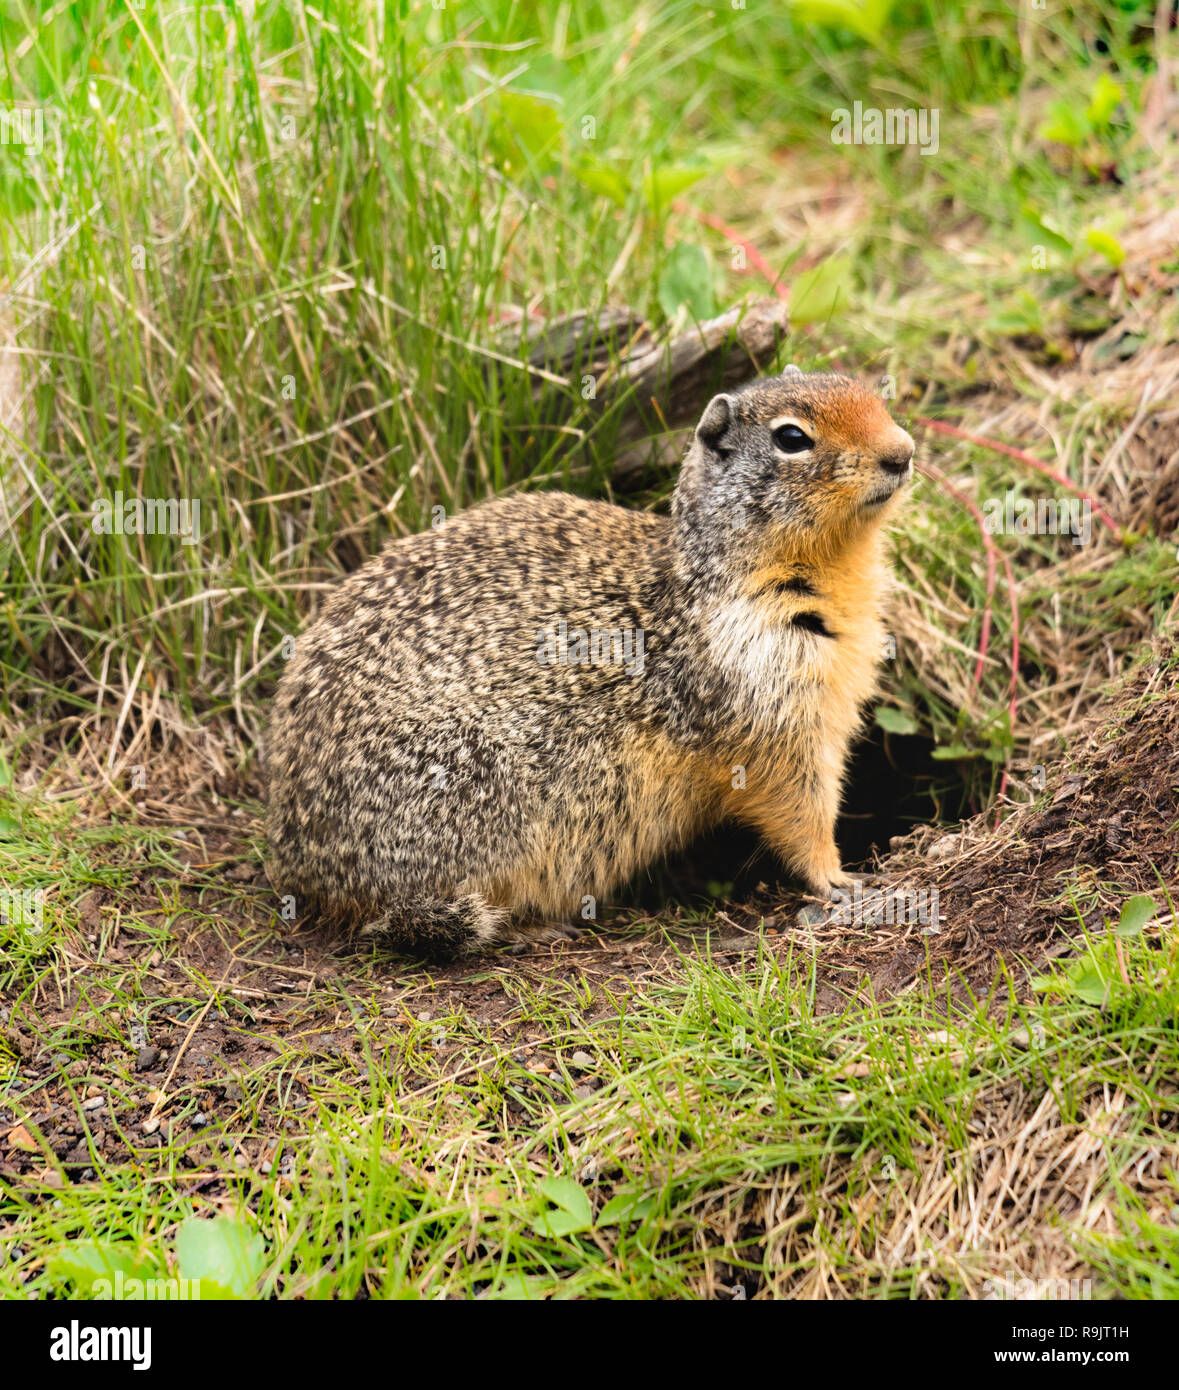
[{"left": 505, "top": 921, "right": 586, "bottom": 955}]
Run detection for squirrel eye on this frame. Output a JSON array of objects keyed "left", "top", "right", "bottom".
[{"left": 772, "top": 423, "right": 813, "bottom": 453}]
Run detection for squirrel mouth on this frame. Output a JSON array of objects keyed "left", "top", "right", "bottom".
[{"left": 862, "top": 473, "right": 910, "bottom": 508}]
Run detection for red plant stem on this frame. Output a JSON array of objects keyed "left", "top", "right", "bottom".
[
  {"left": 915, "top": 417, "right": 1123, "bottom": 538},
  {"left": 674, "top": 203, "right": 790, "bottom": 301}
]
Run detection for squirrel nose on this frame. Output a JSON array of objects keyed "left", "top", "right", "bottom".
[{"left": 878, "top": 434, "right": 914, "bottom": 477}]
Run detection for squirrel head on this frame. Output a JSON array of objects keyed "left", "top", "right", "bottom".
[{"left": 672, "top": 368, "right": 914, "bottom": 584}]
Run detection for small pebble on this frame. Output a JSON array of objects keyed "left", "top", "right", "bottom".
[
  {"left": 927, "top": 834, "right": 961, "bottom": 861},
  {"left": 81, "top": 1096, "right": 105, "bottom": 1112},
  {"left": 795, "top": 904, "right": 828, "bottom": 927},
  {"left": 141, "top": 1117, "right": 160, "bottom": 1135},
  {"left": 570, "top": 1050, "right": 595, "bottom": 1070},
  {"left": 191, "top": 1112, "right": 207, "bottom": 1129},
  {"left": 136, "top": 1046, "right": 160, "bottom": 1072}
]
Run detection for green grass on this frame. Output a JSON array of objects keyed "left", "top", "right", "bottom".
[
  {"left": 2, "top": 842, "right": 1176, "bottom": 1298},
  {"left": 2, "top": 780, "right": 1177, "bottom": 1299},
  {"left": 1, "top": 0, "right": 1170, "bottom": 770},
  {"left": 2, "top": 0, "right": 1177, "bottom": 1301}
]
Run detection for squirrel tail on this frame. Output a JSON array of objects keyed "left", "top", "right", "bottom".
[{"left": 360, "top": 893, "right": 508, "bottom": 959}]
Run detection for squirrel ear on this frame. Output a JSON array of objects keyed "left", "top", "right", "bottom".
[{"left": 696, "top": 393, "right": 733, "bottom": 451}]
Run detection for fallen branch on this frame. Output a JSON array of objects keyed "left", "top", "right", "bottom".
[{"left": 496, "top": 297, "right": 791, "bottom": 477}]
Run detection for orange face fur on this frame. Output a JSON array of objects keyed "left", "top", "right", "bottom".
[
  {"left": 684, "top": 370, "right": 914, "bottom": 572},
  {"left": 762, "top": 378, "right": 914, "bottom": 531},
  {"left": 785, "top": 381, "right": 910, "bottom": 458}
]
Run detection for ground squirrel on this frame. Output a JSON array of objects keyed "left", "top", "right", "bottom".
[{"left": 265, "top": 368, "right": 914, "bottom": 958}]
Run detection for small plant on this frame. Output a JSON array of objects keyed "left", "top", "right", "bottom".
[
  {"left": 1033, "top": 895, "right": 1157, "bottom": 1006},
  {"left": 48, "top": 1215, "right": 267, "bottom": 1300}
]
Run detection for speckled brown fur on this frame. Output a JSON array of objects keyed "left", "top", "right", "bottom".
[{"left": 265, "top": 369, "right": 915, "bottom": 958}]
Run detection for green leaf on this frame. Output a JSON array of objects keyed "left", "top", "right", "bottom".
[
  {"left": 1084, "top": 228, "right": 1125, "bottom": 267},
  {"left": 1086, "top": 74, "right": 1123, "bottom": 128},
  {"left": 1018, "top": 205, "right": 1073, "bottom": 254},
  {"left": 790, "top": 0, "right": 891, "bottom": 43},
  {"left": 1036, "top": 100, "right": 1088, "bottom": 148},
  {"left": 596, "top": 1192, "right": 656, "bottom": 1227},
  {"left": 1116, "top": 895, "right": 1155, "bottom": 937},
  {"left": 789, "top": 253, "right": 853, "bottom": 327},
  {"left": 642, "top": 163, "right": 710, "bottom": 212},
  {"left": 536, "top": 1176, "right": 592, "bottom": 1221},
  {"left": 483, "top": 1271, "right": 552, "bottom": 1300},
  {"left": 930, "top": 743, "right": 979, "bottom": 761},
  {"left": 1092, "top": 329, "right": 1143, "bottom": 363},
  {"left": 1067, "top": 962, "right": 1110, "bottom": 1006},
  {"left": 572, "top": 159, "right": 629, "bottom": 207},
  {"left": 48, "top": 1243, "right": 157, "bottom": 1296},
  {"left": 487, "top": 91, "right": 562, "bottom": 173},
  {"left": 874, "top": 706, "right": 919, "bottom": 736},
  {"left": 174, "top": 1216, "right": 266, "bottom": 1300},
  {"left": 534, "top": 1207, "right": 593, "bottom": 1237},
  {"left": 657, "top": 243, "right": 715, "bottom": 322},
  {"left": 534, "top": 1176, "right": 593, "bottom": 1237}
]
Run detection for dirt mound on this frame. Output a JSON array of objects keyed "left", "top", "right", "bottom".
[{"left": 788, "top": 639, "right": 1179, "bottom": 1007}]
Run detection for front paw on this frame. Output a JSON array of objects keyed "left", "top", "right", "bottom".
[{"left": 807, "top": 868, "right": 853, "bottom": 901}]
